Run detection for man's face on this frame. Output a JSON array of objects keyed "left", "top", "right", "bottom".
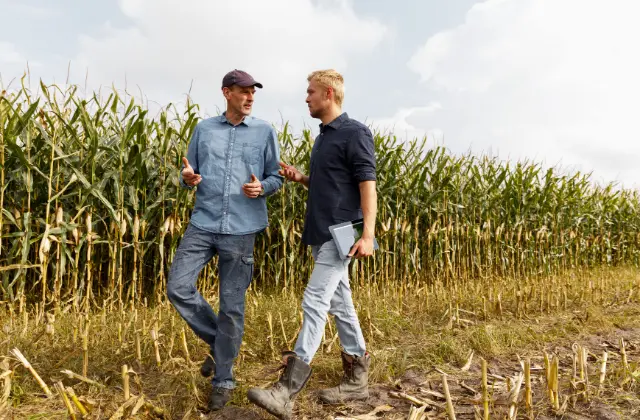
[
  {"left": 306, "top": 80, "right": 330, "bottom": 119},
  {"left": 223, "top": 85, "right": 256, "bottom": 117}
]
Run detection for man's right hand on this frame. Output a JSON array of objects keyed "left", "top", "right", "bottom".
[
  {"left": 278, "top": 162, "right": 305, "bottom": 183},
  {"left": 182, "top": 157, "right": 202, "bottom": 187}
]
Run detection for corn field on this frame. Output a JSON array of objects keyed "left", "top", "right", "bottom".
[{"left": 1, "top": 81, "right": 639, "bottom": 311}]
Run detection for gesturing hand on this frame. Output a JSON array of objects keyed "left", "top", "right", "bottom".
[
  {"left": 278, "top": 162, "right": 304, "bottom": 183},
  {"left": 182, "top": 157, "right": 201, "bottom": 187},
  {"left": 243, "top": 174, "right": 263, "bottom": 198}
]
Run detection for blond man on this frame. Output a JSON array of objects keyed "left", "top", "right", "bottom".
[{"left": 248, "top": 70, "right": 377, "bottom": 419}]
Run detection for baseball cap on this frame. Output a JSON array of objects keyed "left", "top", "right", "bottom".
[{"left": 222, "top": 69, "right": 263, "bottom": 89}]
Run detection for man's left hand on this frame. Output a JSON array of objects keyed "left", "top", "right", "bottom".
[
  {"left": 243, "top": 174, "right": 263, "bottom": 198},
  {"left": 348, "top": 236, "right": 375, "bottom": 258}
]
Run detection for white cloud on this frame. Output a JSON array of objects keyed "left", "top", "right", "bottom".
[
  {"left": 4, "top": 3, "right": 57, "bottom": 19},
  {"left": 368, "top": 103, "right": 443, "bottom": 145},
  {"left": 70, "top": 0, "right": 387, "bottom": 122},
  {"left": 0, "top": 42, "right": 43, "bottom": 88},
  {"left": 0, "top": 42, "right": 28, "bottom": 65},
  {"left": 376, "top": 0, "right": 640, "bottom": 188}
]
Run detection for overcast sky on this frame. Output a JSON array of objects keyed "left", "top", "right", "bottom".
[{"left": 2, "top": 0, "right": 639, "bottom": 188}]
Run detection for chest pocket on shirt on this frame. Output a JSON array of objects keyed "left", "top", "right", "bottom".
[{"left": 242, "top": 143, "right": 260, "bottom": 164}]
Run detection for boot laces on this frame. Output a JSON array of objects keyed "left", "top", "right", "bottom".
[{"left": 212, "top": 387, "right": 228, "bottom": 395}]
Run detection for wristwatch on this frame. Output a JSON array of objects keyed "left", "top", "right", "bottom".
[{"left": 259, "top": 184, "right": 265, "bottom": 196}]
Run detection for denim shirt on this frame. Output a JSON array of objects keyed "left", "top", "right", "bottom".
[{"left": 180, "top": 114, "right": 283, "bottom": 235}]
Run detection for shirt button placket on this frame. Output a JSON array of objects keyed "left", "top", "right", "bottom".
[{"left": 223, "top": 127, "right": 235, "bottom": 234}]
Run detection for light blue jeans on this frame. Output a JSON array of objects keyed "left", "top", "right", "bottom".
[{"left": 294, "top": 239, "right": 367, "bottom": 364}]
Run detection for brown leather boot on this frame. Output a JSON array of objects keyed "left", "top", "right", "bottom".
[
  {"left": 317, "top": 351, "right": 370, "bottom": 404},
  {"left": 247, "top": 351, "right": 312, "bottom": 419}
]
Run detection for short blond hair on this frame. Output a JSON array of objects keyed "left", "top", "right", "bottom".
[{"left": 307, "top": 69, "right": 344, "bottom": 106}]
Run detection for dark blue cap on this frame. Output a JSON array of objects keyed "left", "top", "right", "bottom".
[{"left": 222, "top": 69, "right": 263, "bottom": 89}]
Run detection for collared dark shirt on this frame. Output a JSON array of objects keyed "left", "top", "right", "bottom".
[{"left": 301, "top": 112, "right": 377, "bottom": 246}]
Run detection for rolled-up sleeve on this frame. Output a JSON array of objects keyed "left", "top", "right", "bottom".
[
  {"left": 260, "top": 126, "right": 284, "bottom": 196},
  {"left": 347, "top": 127, "right": 377, "bottom": 182},
  {"left": 179, "top": 123, "right": 200, "bottom": 190}
]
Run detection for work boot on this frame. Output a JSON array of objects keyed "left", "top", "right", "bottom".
[
  {"left": 208, "top": 386, "right": 231, "bottom": 411},
  {"left": 200, "top": 352, "right": 215, "bottom": 377},
  {"left": 317, "top": 351, "right": 370, "bottom": 404},
  {"left": 247, "top": 351, "right": 312, "bottom": 420}
]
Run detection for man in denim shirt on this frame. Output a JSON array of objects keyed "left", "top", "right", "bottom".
[
  {"left": 248, "top": 69, "right": 377, "bottom": 419},
  {"left": 167, "top": 69, "right": 283, "bottom": 411}
]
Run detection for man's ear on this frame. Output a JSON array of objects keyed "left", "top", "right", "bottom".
[
  {"left": 222, "top": 87, "right": 231, "bottom": 100},
  {"left": 325, "top": 87, "right": 333, "bottom": 101}
]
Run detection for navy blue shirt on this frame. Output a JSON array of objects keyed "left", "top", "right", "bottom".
[{"left": 301, "top": 112, "right": 377, "bottom": 246}]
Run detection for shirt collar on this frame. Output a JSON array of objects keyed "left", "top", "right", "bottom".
[
  {"left": 319, "top": 112, "right": 348, "bottom": 132},
  {"left": 219, "top": 112, "right": 252, "bottom": 127}
]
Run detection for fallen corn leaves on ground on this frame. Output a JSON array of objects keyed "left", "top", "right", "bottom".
[{"left": 1, "top": 267, "right": 640, "bottom": 419}]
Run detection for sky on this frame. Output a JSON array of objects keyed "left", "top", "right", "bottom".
[{"left": 2, "top": 0, "right": 640, "bottom": 189}]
